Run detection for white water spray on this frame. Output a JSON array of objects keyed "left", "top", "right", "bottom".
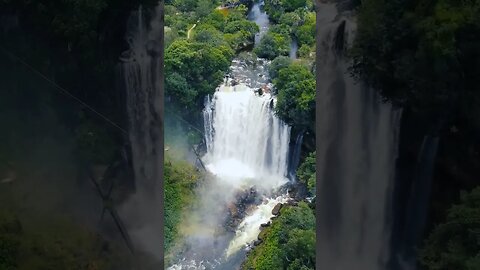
[{"left": 203, "top": 83, "right": 291, "bottom": 191}]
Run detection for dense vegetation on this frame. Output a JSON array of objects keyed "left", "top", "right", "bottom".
[
  {"left": 352, "top": 0, "right": 480, "bottom": 130},
  {"left": 255, "top": 0, "right": 315, "bottom": 59},
  {"left": 273, "top": 62, "right": 316, "bottom": 130},
  {"left": 353, "top": 0, "right": 480, "bottom": 269},
  {"left": 297, "top": 151, "right": 316, "bottom": 196},
  {"left": 240, "top": 2, "right": 316, "bottom": 269},
  {"left": 164, "top": 153, "right": 199, "bottom": 255},
  {"left": 242, "top": 202, "right": 315, "bottom": 270},
  {"left": 419, "top": 187, "right": 480, "bottom": 270},
  {"left": 165, "top": 0, "right": 259, "bottom": 118},
  {"left": 253, "top": 0, "right": 316, "bottom": 131},
  {"left": 0, "top": 208, "right": 132, "bottom": 270}
]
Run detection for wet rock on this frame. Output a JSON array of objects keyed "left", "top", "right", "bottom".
[
  {"left": 253, "top": 239, "right": 263, "bottom": 246},
  {"left": 272, "top": 203, "right": 283, "bottom": 216},
  {"left": 259, "top": 221, "right": 271, "bottom": 231},
  {"left": 286, "top": 200, "right": 299, "bottom": 207},
  {"left": 224, "top": 187, "right": 260, "bottom": 231}
]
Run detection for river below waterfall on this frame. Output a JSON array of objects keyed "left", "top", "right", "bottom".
[
  {"left": 168, "top": 54, "right": 293, "bottom": 270},
  {"left": 167, "top": 2, "right": 298, "bottom": 269}
]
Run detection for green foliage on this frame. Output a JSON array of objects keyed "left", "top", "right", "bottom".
[
  {"left": 268, "top": 56, "right": 292, "bottom": 79},
  {"left": 254, "top": 30, "right": 291, "bottom": 60},
  {"left": 193, "top": 24, "right": 228, "bottom": 46},
  {"left": 264, "top": 0, "right": 313, "bottom": 22},
  {"left": 204, "top": 10, "right": 228, "bottom": 30},
  {"left": 274, "top": 63, "right": 315, "bottom": 128},
  {"left": 419, "top": 187, "right": 480, "bottom": 270},
  {"left": 298, "top": 44, "right": 313, "bottom": 58},
  {"left": 279, "top": 12, "right": 302, "bottom": 28},
  {"left": 0, "top": 209, "right": 131, "bottom": 270},
  {"left": 294, "top": 12, "right": 315, "bottom": 47},
  {"left": 195, "top": 0, "right": 217, "bottom": 19},
  {"left": 165, "top": 39, "right": 233, "bottom": 110},
  {"left": 164, "top": 153, "right": 199, "bottom": 252},
  {"left": 352, "top": 0, "right": 480, "bottom": 130},
  {"left": 165, "top": 4, "right": 258, "bottom": 115},
  {"left": 165, "top": 72, "right": 197, "bottom": 106},
  {"left": 297, "top": 151, "right": 316, "bottom": 195},
  {"left": 165, "top": 27, "right": 179, "bottom": 47},
  {"left": 224, "top": 19, "right": 259, "bottom": 36},
  {"left": 280, "top": 0, "right": 309, "bottom": 12},
  {"left": 242, "top": 202, "right": 315, "bottom": 270},
  {"left": 173, "top": 0, "right": 198, "bottom": 12}
]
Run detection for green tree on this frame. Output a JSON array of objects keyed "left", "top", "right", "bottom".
[
  {"left": 164, "top": 153, "right": 199, "bottom": 252},
  {"left": 280, "top": 0, "right": 308, "bottom": 12},
  {"left": 268, "top": 56, "right": 292, "bottom": 79},
  {"left": 419, "top": 187, "right": 480, "bottom": 270},
  {"left": 165, "top": 72, "right": 197, "bottom": 106},
  {"left": 297, "top": 151, "right": 316, "bottom": 195},
  {"left": 243, "top": 202, "right": 315, "bottom": 270},
  {"left": 254, "top": 31, "right": 290, "bottom": 60},
  {"left": 294, "top": 12, "right": 315, "bottom": 47},
  {"left": 274, "top": 63, "right": 315, "bottom": 128},
  {"left": 195, "top": 0, "right": 215, "bottom": 19},
  {"left": 193, "top": 25, "right": 227, "bottom": 46},
  {"left": 165, "top": 39, "right": 233, "bottom": 110},
  {"left": 173, "top": 0, "right": 198, "bottom": 12}
]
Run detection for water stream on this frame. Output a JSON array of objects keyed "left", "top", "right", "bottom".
[
  {"left": 168, "top": 2, "right": 295, "bottom": 269},
  {"left": 316, "top": 2, "right": 402, "bottom": 270}
]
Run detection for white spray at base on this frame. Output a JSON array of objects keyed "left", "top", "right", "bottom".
[
  {"left": 204, "top": 78, "right": 291, "bottom": 254},
  {"left": 168, "top": 59, "right": 293, "bottom": 269},
  {"left": 203, "top": 82, "right": 291, "bottom": 191}
]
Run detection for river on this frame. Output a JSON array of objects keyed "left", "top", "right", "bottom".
[{"left": 167, "top": 1, "right": 297, "bottom": 269}]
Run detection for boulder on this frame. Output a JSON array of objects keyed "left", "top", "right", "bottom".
[
  {"left": 272, "top": 203, "right": 283, "bottom": 216},
  {"left": 253, "top": 239, "right": 263, "bottom": 246}
]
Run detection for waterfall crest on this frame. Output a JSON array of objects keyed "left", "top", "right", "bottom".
[
  {"left": 203, "top": 82, "right": 291, "bottom": 190},
  {"left": 316, "top": 2, "right": 402, "bottom": 270},
  {"left": 122, "top": 5, "right": 163, "bottom": 197}
]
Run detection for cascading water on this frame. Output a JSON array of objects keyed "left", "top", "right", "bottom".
[
  {"left": 290, "top": 39, "right": 298, "bottom": 59},
  {"left": 122, "top": 6, "right": 163, "bottom": 196},
  {"left": 288, "top": 131, "right": 305, "bottom": 180},
  {"left": 168, "top": 2, "right": 302, "bottom": 269},
  {"left": 248, "top": 0, "right": 269, "bottom": 46},
  {"left": 316, "top": 2, "right": 402, "bottom": 270},
  {"left": 203, "top": 82, "right": 291, "bottom": 190},
  {"left": 119, "top": 4, "right": 164, "bottom": 261},
  {"left": 169, "top": 56, "right": 292, "bottom": 270}
]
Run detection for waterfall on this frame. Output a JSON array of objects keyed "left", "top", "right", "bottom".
[
  {"left": 168, "top": 3, "right": 294, "bottom": 268},
  {"left": 203, "top": 81, "right": 291, "bottom": 190},
  {"left": 394, "top": 135, "right": 439, "bottom": 269},
  {"left": 248, "top": 0, "right": 269, "bottom": 46},
  {"left": 203, "top": 95, "right": 214, "bottom": 153},
  {"left": 316, "top": 2, "right": 402, "bottom": 270},
  {"left": 169, "top": 56, "right": 292, "bottom": 269},
  {"left": 118, "top": 4, "right": 164, "bottom": 262},
  {"left": 290, "top": 39, "right": 298, "bottom": 59},
  {"left": 288, "top": 131, "right": 304, "bottom": 180},
  {"left": 122, "top": 5, "right": 163, "bottom": 197}
]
